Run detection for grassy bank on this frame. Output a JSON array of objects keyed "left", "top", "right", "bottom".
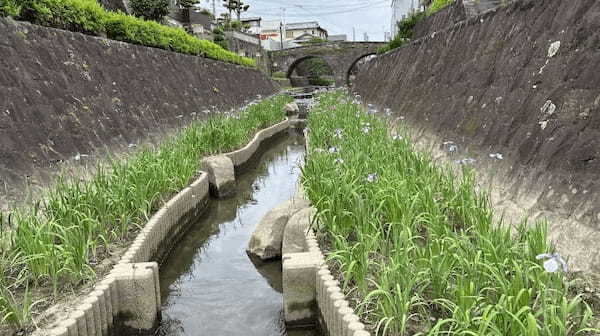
[
  {"left": 302, "top": 90, "right": 597, "bottom": 335},
  {"left": 0, "top": 95, "right": 290, "bottom": 328},
  {"left": 0, "top": 0, "right": 255, "bottom": 67}
]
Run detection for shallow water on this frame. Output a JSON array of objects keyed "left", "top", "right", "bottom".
[{"left": 156, "top": 132, "right": 318, "bottom": 336}]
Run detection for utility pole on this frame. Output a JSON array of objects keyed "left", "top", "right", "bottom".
[
  {"left": 212, "top": 0, "right": 216, "bottom": 22},
  {"left": 352, "top": 27, "right": 356, "bottom": 42},
  {"left": 281, "top": 7, "right": 286, "bottom": 40},
  {"left": 279, "top": 22, "right": 284, "bottom": 50}
]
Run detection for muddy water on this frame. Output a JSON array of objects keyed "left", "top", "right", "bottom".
[{"left": 156, "top": 132, "right": 318, "bottom": 336}]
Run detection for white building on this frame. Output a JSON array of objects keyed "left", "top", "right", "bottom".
[
  {"left": 259, "top": 20, "right": 328, "bottom": 50},
  {"left": 391, "top": 0, "right": 418, "bottom": 36},
  {"left": 240, "top": 17, "right": 262, "bottom": 35}
]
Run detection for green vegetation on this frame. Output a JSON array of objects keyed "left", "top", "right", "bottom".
[
  {"left": 304, "top": 37, "right": 327, "bottom": 44},
  {"left": 378, "top": 0, "right": 454, "bottom": 54},
  {"left": 0, "top": 0, "right": 20, "bottom": 17},
  {"left": 378, "top": 11, "right": 425, "bottom": 54},
  {"left": 302, "top": 57, "right": 332, "bottom": 77},
  {"left": 212, "top": 27, "right": 228, "bottom": 50},
  {"left": 308, "top": 77, "right": 333, "bottom": 86},
  {"left": 302, "top": 90, "right": 598, "bottom": 335},
  {"left": 1, "top": 0, "right": 255, "bottom": 66},
  {"left": 130, "top": 0, "right": 169, "bottom": 21},
  {"left": 222, "top": 0, "right": 249, "bottom": 21},
  {"left": 0, "top": 95, "right": 291, "bottom": 327},
  {"left": 292, "top": 57, "right": 333, "bottom": 86},
  {"left": 427, "top": 0, "right": 454, "bottom": 15},
  {"left": 272, "top": 71, "right": 286, "bottom": 79},
  {"left": 199, "top": 8, "right": 214, "bottom": 18}
]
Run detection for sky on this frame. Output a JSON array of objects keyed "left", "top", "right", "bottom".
[{"left": 201, "top": 0, "right": 393, "bottom": 42}]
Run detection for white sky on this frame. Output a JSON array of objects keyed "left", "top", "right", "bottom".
[{"left": 201, "top": 0, "right": 392, "bottom": 41}]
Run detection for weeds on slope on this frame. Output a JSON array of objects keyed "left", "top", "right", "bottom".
[
  {"left": 0, "top": 95, "right": 290, "bottom": 327},
  {"left": 302, "top": 90, "right": 597, "bottom": 335}
]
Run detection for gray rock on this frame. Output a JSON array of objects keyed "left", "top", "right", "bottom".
[
  {"left": 284, "top": 102, "right": 300, "bottom": 116},
  {"left": 247, "top": 197, "right": 310, "bottom": 260},
  {"left": 548, "top": 41, "right": 561, "bottom": 58},
  {"left": 201, "top": 155, "right": 236, "bottom": 198},
  {"left": 282, "top": 207, "right": 316, "bottom": 256}
]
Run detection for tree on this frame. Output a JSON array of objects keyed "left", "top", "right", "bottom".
[
  {"left": 222, "top": 0, "right": 249, "bottom": 21},
  {"left": 212, "top": 27, "right": 228, "bottom": 50},
  {"left": 130, "top": 0, "right": 170, "bottom": 21}
]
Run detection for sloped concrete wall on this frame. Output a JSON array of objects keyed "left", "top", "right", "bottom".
[
  {"left": 0, "top": 18, "right": 277, "bottom": 206},
  {"left": 354, "top": 0, "right": 600, "bottom": 274}
]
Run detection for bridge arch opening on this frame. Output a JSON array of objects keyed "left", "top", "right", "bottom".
[
  {"left": 286, "top": 56, "right": 334, "bottom": 87},
  {"left": 346, "top": 53, "right": 377, "bottom": 86}
]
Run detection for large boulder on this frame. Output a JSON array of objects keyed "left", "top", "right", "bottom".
[
  {"left": 201, "top": 155, "right": 236, "bottom": 198},
  {"left": 282, "top": 207, "right": 316, "bottom": 256},
  {"left": 247, "top": 197, "right": 310, "bottom": 260}
]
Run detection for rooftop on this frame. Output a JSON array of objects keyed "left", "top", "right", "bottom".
[
  {"left": 285, "top": 21, "right": 323, "bottom": 30},
  {"left": 240, "top": 17, "right": 262, "bottom": 22}
]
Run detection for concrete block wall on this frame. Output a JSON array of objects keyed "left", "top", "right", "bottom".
[
  {"left": 282, "top": 210, "right": 371, "bottom": 336},
  {"left": 38, "top": 118, "right": 292, "bottom": 336}
]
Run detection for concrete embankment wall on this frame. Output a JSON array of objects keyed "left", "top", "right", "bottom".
[
  {"left": 354, "top": 0, "right": 600, "bottom": 275},
  {"left": 0, "top": 18, "right": 277, "bottom": 207}
]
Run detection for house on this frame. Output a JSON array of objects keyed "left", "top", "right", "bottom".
[
  {"left": 260, "top": 20, "right": 328, "bottom": 42},
  {"left": 240, "top": 17, "right": 262, "bottom": 34},
  {"left": 284, "top": 21, "right": 328, "bottom": 40}
]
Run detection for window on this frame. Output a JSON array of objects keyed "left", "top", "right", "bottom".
[{"left": 286, "top": 31, "right": 294, "bottom": 38}]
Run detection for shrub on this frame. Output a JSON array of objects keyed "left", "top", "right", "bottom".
[
  {"left": 427, "top": 0, "right": 454, "bottom": 15},
  {"left": 230, "top": 19, "right": 241, "bottom": 30},
  {"left": 308, "top": 76, "right": 333, "bottom": 87},
  {"left": 11, "top": 0, "right": 255, "bottom": 66},
  {"left": 272, "top": 71, "right": 286, "bottom": 79},
  {"left": 212, "top": 27, "right": 228, "bottom": 50},
  {"left": 0, "top": 0, "right": 21, "bottom": 17},
  {"left": 18, "top": 0, "right": 105, "bottom": 34},
  {"left": 129, "top": 0, "right": 169, "bottom": 22},
  {"left": 199, "top": 8, "right": 213, "bottom": 18},
  {"left": 397, "top": 10, "right": 425, "bottom": 39},
  {"left": 305, "top": 37, "right": 327, "bottom": 44},
  {"left": 377, "top": 10, "right": 426, "bottom": 54}
]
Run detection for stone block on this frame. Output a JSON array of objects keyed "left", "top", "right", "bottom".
[
  {"left": 112, "top": 262, "right": 160, "bottom": 333},
  {"left": 201, "top": 155, "right": 236, "bottom": 198},
  {"left": 284, "top": 102, "right": 300, "bottom": 116},
  {"left": 282, "top": 207, "right": 315, "bottom": 255},
  {"left": 247, "top": 197, "right": 311, "bottom": 260},
  {"left": 283, "top": 252, "right": 320, "bottom": 327}
]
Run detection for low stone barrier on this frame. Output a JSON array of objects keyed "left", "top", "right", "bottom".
[
  {"left": 37, "top": 118, "right": 292, "bottom": 336},
  {"left": 225, "top": 119, "right": 290, "bottom": 170},
  {"left": 282, "top": 202, "right": 371, "bottom": 335}
]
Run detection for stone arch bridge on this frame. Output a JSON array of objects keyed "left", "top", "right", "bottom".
[{"left": 270, "top": 42, "right": 385, "bottom": 86}]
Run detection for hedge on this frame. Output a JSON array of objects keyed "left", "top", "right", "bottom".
[{"left": 1, "top": 0, "right": 255, "bottom": 67}]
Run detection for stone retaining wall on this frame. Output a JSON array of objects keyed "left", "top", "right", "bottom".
[
  {"left": 0, "top": 18, "right": 277, "bottom": 207},
  {"left": 354, "top": 0, "right": 600, "bottom": 275},
  {"left": 36, "top": 119, "right": 292, "bottom": 336}
]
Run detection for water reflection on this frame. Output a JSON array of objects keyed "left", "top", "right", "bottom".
[{"left": 157, "top": 133, "right": 317, "bottom": 336}]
